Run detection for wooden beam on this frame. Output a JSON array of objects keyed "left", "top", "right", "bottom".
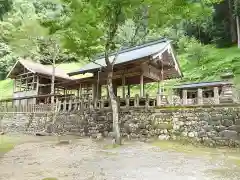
[
  {"left": 141, "top": 63, "right": 161, "bottom": 81},
  {"left": 140, "top": 74, "right": 144, "bottom": 97},
  {"left": 122, "top": 74, "right": 125, "bottom": 98},
  {"left": 36, "top": 75, "right": 39, "bottom": 95}
]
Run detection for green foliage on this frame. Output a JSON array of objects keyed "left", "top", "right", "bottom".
[
  {"left": 0, "top": 0, "right": 12, "bottom": 20},
  {"left": 0, "top": 0, "right": 238, "bottom": 97}
]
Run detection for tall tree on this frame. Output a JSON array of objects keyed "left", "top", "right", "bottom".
[{"left": 64, "top": 0, "right": 196, "bottom": 144}]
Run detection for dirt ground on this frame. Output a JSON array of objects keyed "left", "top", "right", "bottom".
[{"left": 1, "top": 135, "right": 240, "bottom": 180}]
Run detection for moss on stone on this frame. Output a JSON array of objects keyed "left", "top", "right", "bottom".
[
  {"left": 103, "top": 144, "right": 121, "bottom": 149},
  {"left": 157, "top": 123, "right": 173, "bottom": 130}
]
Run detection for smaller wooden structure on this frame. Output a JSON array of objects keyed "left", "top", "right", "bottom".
[
  {"left": 173, "top": 73, "right": 236, "bottom": 105},
  {"left": 6, "top": 59, "right": 77, "bottom": 105}
]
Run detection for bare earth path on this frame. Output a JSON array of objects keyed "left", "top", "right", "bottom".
[{"left": 1, "top": 137, "right": 240, "bottom": 180}]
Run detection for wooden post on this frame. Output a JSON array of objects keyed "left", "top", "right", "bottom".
[
  {"left": 140, "top": 74, "right": 144, "bottom": 97},
  {"left": 197, "top": 88, "right": 203, "bottom": 105},
  {"left": 79, "top": 84, "right": 82, "bottom": 98},
  {"left": 156, "top": 93, "right": 161, "bottom": 106},
  {"left": 168, "top": 89, "right": 173, "bottom": 105},
  {"left": 213, "top": 86, "right": 220, "bottom": 104},
  {"left": 13, "top": 78, "right": 16, "bottom": 93},
  {"left": 97, "top": 84, "right": 102, "bottom": 99},
  {"left": 134, "top": 94, "right": 139, "bottom": 107},
  {"left": 145, "top": 93, "right": 149, "bottom": 108},
  {"left": 26, "top": 72, "right": 28, "bottom": 91},
  {"left": 127, "top": 85, "right": 131, "bottom": 97},
  {"left": 92, "top": 82, "right": 97, "bottom": 103},
  {"left": 20, "top": 75, "right": 22, "bottom": 92},
  {"left": 63, "top": 99, "right": 67, "bottom": 112},
  {"left": 122, "top": 75, "right": 125, "bottom": 98},
  {"left": 182, "top": 89, "right": 188, "bottom": 105},
  {"left": 36, "top": 75, "right": 39, "bottom": 94},
  {"left": 126, "top": 95, "right": 130, "bottom": 107}
]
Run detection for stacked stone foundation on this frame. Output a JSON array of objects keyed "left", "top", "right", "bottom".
[{"left": 2, "top": 106, "right": 240, "bottom": 147}]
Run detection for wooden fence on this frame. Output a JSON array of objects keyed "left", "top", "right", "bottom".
[{"left": 0, "top": 92, "right": 237, "bottom": 113}]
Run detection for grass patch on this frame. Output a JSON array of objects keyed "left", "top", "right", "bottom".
[
  {"left": 0, "top": 135, "right": 18, "bottom": 156},
  {"left": 103, "top": 144, "right": 121, "bottom": 149},
  {"left": 151, "top": 140, "right": 222, "bottom": 156},
  {"left": 151, "top": 139, "right": 240, "bottom": 165}
]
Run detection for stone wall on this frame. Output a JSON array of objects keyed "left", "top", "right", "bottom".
[
  {"left": 120, "top": 107, "right": 240, "bottom": 147},
  {"left": 2, "top": 106, "right": 240, "bottom": 147}
]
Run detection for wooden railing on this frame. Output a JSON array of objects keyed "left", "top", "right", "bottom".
[{"left": 0, "top": 92, "right": 238, "bottom": 113}]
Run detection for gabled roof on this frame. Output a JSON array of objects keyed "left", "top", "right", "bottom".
[
  {"left": 68, "top": 38, "right": 181, "bottom": 76},
  {"left": 174, "top": 81, "right": 232, "bottom": 89},
  {"left": 7, "top": 59, "right": 72, "bottom": 80}
]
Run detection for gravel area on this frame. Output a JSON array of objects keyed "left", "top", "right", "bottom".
[{"left": 0, "top": 137, "right": 240, "bottom": 180}]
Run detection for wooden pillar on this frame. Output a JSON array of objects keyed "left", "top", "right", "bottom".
[
  {"left": 122, "top": 75, "right": 125, "bottom": 98},
  {"left": 157, "top": 81, "right": 160, "bottom": 94},
  {"left": 182, "top": 89, "right": 188, "bottom": 105},
  {"left": 135, "top": 94, "right": 139, "bottom": 107},
  {"left": 106, "top": 86, "right": 109, "bottom": 98},
  {"left": 36, "top": 75, "right": 39, "bottom": 94},
  {"left": 13, "top": 78, "right": 16, "bottom": 93},
  {"left": 168, "top": 89, "right": 173, "bottom": 105},
  {"left": 20, "top": 75, "right": 22, "bottom": 92},
  {"left": 97, "top": 84, "right": 102, "bottom": 99},
  {"left": 213, "top": 86, "right": 220, "bottom": 104},
  {"left": 79, "top": 84, "right": 82, "bottom": 98},
  {"left": 140, "top": 74, "right": 144, "bottom": 97},
  {"left": 127, "top": 85, "right": 130, "bottom": 97},
  {"left": 156, "top": 93, "right": 161, "bottom": 106},
  {"left": 92, "top": 83, "right": 97, "bottom": 101},
  {"left": 197, "top": 88, "right": 203, "bottom": 105}
]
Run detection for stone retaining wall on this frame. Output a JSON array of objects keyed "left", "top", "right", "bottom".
[{"left": 2, "top": 106, "right": 240, "bottom": 147}]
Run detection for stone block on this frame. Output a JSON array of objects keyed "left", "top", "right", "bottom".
[
  {"left": 198, "top": 131, "right": 207, "bottom": 138},
  {"left": 158, "top": 134, "right": 170, "bottom": 140},
  {"left": 103, "top": 131, "right": 109, "bottom": 137},
  {"left": 188, "top": 132, "right": 195, "bottom": 138},
  {"left": 220, "top": 130, "right": 238, "bottom": 139},
  {"left": 215, "top": 126, "right": 227, "bottom": 132},
  {"left": 203, "top": 125, "right": 213, "bottom": 132},
  {"left": 222, "top": 119, "right": 233, "bottom": 127},
  {"left": 210, "top": 116, "right": 222, "bottom": 121},
  {"left": 156, "top": 123, "right": 173, "bottom": 130},
  {"left": 108, "top": 131, "right": 115, "bottom": 138},
  {"left": 235, "top": 120, "right": 240, "bottom": 125},
  {"left": 222, "top": 115, "right": 234, "bottom": 120},
  {"left": 228, "top": 125, "right": 240, "bottom": 132}
]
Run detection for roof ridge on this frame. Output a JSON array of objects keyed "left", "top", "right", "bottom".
[{"left": 93, "top": 37, "right": 168, "bottom": 60}]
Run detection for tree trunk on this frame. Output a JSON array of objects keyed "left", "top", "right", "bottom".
[
  {"left": 236, "top": 15, "right": 240, "bottom": 48},
  {"left": 107, "top": 70, "right": 121, "bottom": 145},
  {"left": 228, "top": 0, "right": 237, "bottom": 43},
  {"left": 51, "top": 63, "right": 55, "bottom": 105},
  {"left": 51, "top": 60, "right": 56, "bottom": 126}
]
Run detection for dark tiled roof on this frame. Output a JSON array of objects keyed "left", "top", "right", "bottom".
[
  {"left": 174, "top": 81, "right": 232, "bottom": 89},
  {"left": 69, "top": 38, "right": 172, "bottom": 76}
]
